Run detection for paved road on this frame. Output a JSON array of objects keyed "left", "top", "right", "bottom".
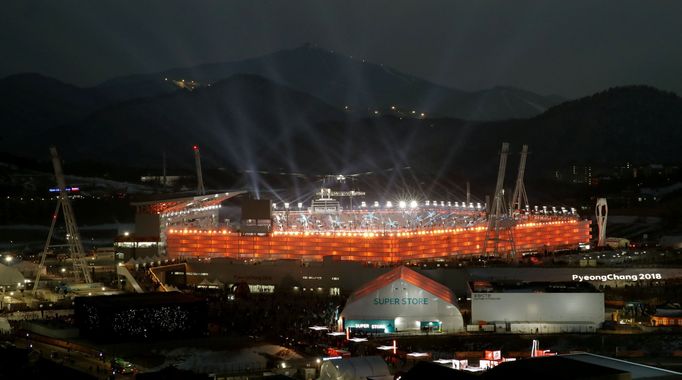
[{"left": 17, "top": 338, "right": 136, "bottom": 379}]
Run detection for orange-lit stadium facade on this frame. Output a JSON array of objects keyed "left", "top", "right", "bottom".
[{"left": 166, "top": 219, "right": 591, "bottom": 262}]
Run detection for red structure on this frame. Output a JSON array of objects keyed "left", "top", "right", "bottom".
[{"left": 166, "top": 219, "right": 590, "bottom": 262}]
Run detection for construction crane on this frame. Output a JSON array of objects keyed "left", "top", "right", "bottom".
[
  {"left": 482, "top": 142, "right": 516, "bottom": 258},
  {"left": 193, "top": 145, "right": 205, "bottom": 195},
  {"left": 34, "top": 147, "right": 92, "bottom": 295},
  {"left": 510, "top": 144, "right": 529, "bottom": 214}
]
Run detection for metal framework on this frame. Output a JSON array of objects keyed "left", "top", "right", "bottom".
[
  {"left": 34, "top": 147, "right": 92, "bottom": 294},
  {"left": 482, "top": 142, "right": 516, "bottom": 258},
  {"left": 510, "top": 144, "right": 529, "bottom": 213}
]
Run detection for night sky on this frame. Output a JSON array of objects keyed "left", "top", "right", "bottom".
[{"left": 2, "top": 0, "right": 681, "bottom": 98}]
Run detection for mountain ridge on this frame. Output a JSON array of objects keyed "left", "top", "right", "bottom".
[{"left": 93, "top": 45, "right": 564, "bottom": 121}]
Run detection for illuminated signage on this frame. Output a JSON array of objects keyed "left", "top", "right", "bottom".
[
  {"left": 571, "top": 273, "right": 662, "bottom": 282},
  {"left": 373, "top": 297, "right": 429, "bottom": 305},
  {"left": 48, "top": 187, "right": 80, "bottom": 192}
]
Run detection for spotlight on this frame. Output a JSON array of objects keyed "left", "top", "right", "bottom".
[
  {"left": 409, "top": 200, "right": 418, "bottom": 209},
  {"left": 399, "top": 201, "right": 406, "bottom": 209}
]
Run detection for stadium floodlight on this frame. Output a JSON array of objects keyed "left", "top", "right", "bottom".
[
  {"left": 440, "top": 201, "right": 445, "bottom": 206},
  {"left": 374, "top": 201, "right": 380, "bottom": 208},
  {"left": 410, "top": 200, "right": 418, "bottom": 209},
  {"left": 284, "top": 203, "right": 290, "bottom": 209},
  {"left": 425, "top": 201, "right": 430, "bottom": 206},
  {"left": 476, "top": 202, "right": 482, "bottom": 209},
  {"left": 377, "top": 345, "right": 395, "bottom": 350},
  {"left": 469, "top": 202, "right": 474, "bottom": 208},
  {"left": 386, "top": 201, "right": 393, "bottom": 208},
  {"left": 273, "top": 203, "right": 277, "bottom": 209},
  {"left": 407, "top": 352, "right": 429, "bottom": 357},
  {"left": 361, "top": 201, "right": 367, "bottom": 208},
  {"left": 447, "top": 201, "right": 452, "bottom": 207},
  {"left": 298, "top": 202, "right": 303, "bottom": 209},
  {"left": 454, "top": 202, "right": 459, "bottom": 207},
  {"left": 399, "top": 201, "right": 407, "bottom": 209}
]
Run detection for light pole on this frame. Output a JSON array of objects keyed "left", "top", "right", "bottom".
[{"left": 284, "top": 203, "right": 290, "bottom": 229}]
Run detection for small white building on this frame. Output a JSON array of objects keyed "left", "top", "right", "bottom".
[
  {"left": 338, "top": 266, "right": 464, "bottom": 333},
  {"left": 470, "top": 281, "right": 604, "bottom": 333}
]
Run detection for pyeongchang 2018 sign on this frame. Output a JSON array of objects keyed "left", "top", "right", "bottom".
[
  {"left": 373, "top": 297, "right": 429, "bottom": 305},
  {"left": 572, "top": 273, "right": 662, "bottom": 282}
]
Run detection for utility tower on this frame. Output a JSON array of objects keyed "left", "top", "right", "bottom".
[
  {"left": 193, "top": 145, "right": 205, "bottom": 195},
  {"left": 510, "top": 144, "right": 529, "bottom": 214},
  {"left": 482, "top": 142, "right": 516, "bottom": 258},
  {"left": 34, "top": 147, "right": 92, "bottom": 295},
  {"left": 595, "top": 198, "right": 608, "bottom": 247}
]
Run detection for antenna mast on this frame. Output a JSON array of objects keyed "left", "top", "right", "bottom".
[{"left": 194, "top": 145, "right": 205, "bottom": 195}]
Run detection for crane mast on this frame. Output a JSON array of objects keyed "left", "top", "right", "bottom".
[
  {"left": 34, "top": 147, "right": 92, "bottom": 295},
  {"left": 510, "top": 144, "right": 529, "bottom": 213},
  {"left": 482, "top": 142, "right": 516, "bottom": 258}
]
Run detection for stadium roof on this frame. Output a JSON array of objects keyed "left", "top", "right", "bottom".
[
  {"left": 348, "top": 266, "right": 456, "bottom": 305},
  {"left": 131, "top": 191, "right": 248, "bottom": 213}
]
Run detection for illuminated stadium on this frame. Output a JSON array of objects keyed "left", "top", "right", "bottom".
[
  {"left": 149, "top": 190, "right": 591, "bottom": 263},
  {"left": 134, "top": 143, "right": 592, "bottom": 263}
]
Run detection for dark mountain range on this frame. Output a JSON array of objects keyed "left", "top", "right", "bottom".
[
  {"left": 0, "top": 73, "right": 106, "bottom": 142},
  {"left": 21, "top": 74, "right": 345, "bottom": 170},
  {"left": 94, "top": 45, "right": 564, "bottom": 121},
  {"left": 461, "top": 85, "right": 682, "bottom": 169},
  {"left": 1, "top": 60, "right": 680, "bottom": 195}
]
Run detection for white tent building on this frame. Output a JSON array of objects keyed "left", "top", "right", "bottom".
[
  {"left": 338, "top": 266, "right": 464, "bottom": 333},
  {"left": 0, "top": 264, "right": 24, "bottom": 287},
  {"left": 318, "top": 356, "right": 392, "bottom": 380}
]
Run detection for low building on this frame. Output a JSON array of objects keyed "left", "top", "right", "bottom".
[
  {"left": 470, "top": 281, "right": 604, "bottom": 333},
  {"left": 74, "top": 293, "right": 207, "bottom": 341},
  {"left": 651, "top": 305, "right": 682, "bottom": 326},
  {"left": 338, "top": 266, "right": 464, "bottom": 333}
]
